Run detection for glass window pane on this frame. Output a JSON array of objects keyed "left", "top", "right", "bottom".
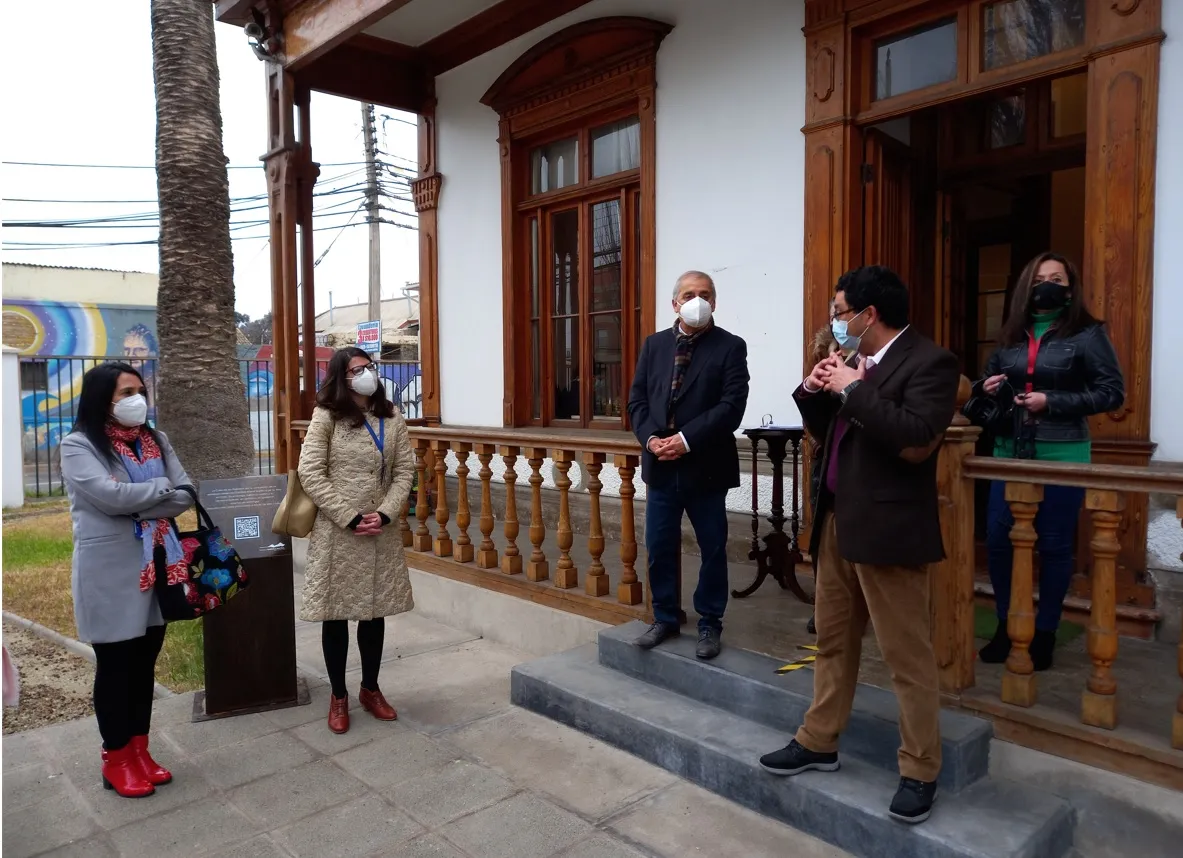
[
  {"left": 531, "top": 321, "right": 541, "bottom": 420},
  {"left": 591, "top": 117, "right": 641, "bottom": 178},
  {"left": 529, "top": 218, "right": 539, "bottom": 317},
  {"left": 551, "top": 209, "right": 579, "bottom": 316},
  {"left": 982, "top": 0, "right": 1085, "bottom": 72},
  {"left": 1050, "top": 72, "right": 1087, "bottom": 138},
  {"left": 592, "top": 313, "right": 623, "bottom": 418},
  {"left": 978, "top": 292, "right": 1007, "bottom": 340},
  {"left": 633, "top": 192, "right": 642, "bottom": 350},
  {"left": 530, "top": 137, "right": 579, "bottom": 194},
  {"left": 875, "top": 18, "right": 958, "bottom": 101},
  {"left": 989, "top": 94, "right": 1026, "bottom": 149},
  {"left": 591, "top": 200, "right": 622, "bottom": 312},
  {"left": 553, "top": 318, "right": 580, "bottom": 420}
]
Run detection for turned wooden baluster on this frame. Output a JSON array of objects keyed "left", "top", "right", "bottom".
[
  {"left": 431, "top": 440, "right": 452, "bottom": 557},
  {"left": 524, "top": 447, "right": 549, "bottom": 582},
  {"left": 1082, "top": 489, "right": 1124, "bottom": 730},
  {"left": 1174, "top": 497, "right": 1183, "bottom": 750},
  {"left": 475, "top": 444, "right": 498, "bottom": 569},
  {"left": 584, "top": 452, "right": 608, "bottom": 597},
  {"left": 398, "top": 492, "right": 412, "bottom": 547},
  {"left": 1002, "top": 481, "right": 1042, "bottom": 708},
  {"left": 615, "top": 453, "right": 643, "bottom": 605},
  {"left": 412, "top": 440, "right": 432, "bottom": 552},
  {"left": 553, "top": 449, "right": 578, "bottom": 588},
  {"left": 452, "top": 443, "right": 474, "bottom": 563},
  {"left": 500, "top": 446, "right": 523, "bottom": 574}
]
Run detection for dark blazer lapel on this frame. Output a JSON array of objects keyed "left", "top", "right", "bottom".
[
  {"left": 865, "top": 325, "right": 917, "bottom": 390},
  {"left": 675, "top": 327, "right": 719, "bottom": 397}
]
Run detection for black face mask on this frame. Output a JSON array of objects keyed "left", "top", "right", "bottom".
[{"left": 1031, "top": 280, "right": 1069, "bottom": 311}]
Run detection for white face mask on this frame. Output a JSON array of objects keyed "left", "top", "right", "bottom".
[
  {"left": 678, "top": 296, "right": 713, "bottom": 328},
  {"left": 349, "top": 368, "right": 379, "bottom": 397},
  {"left": 112, "top": 394, "right": 148, "bottom": 428}
]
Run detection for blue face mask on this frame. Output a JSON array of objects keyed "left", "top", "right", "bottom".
[{"left": 831, "top": 308, "right": 867, "bottom": 351}]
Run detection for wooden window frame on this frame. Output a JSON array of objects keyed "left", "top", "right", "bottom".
[{"left": 481, "top": 17, "right": 670, "bottom": 429}]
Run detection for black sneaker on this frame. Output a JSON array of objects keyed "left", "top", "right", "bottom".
[
  {"left": 759, "top": 739, "right": 840, "bottom": 776},
  {"left": 978, "top": 620, "right": 1010, "bottom": 664},
  {"left": 696, "top": 627, "right": 722, "bottom": 660},
  {"left": 633, "top": 623, "right": 679, "bottom": 650},
  {"left": 1030, "top": 629, "right": 1056, "bottom": 671},
  {"left": 806, "top": 614, "right": 816, "bottom": 635},
  {"left": 889, "top": 777, "right": 937, "bottom": 824}
]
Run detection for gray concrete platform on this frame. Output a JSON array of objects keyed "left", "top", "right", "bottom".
[{"left": 2, "top": 611, "right": 851, "bottom": 858}]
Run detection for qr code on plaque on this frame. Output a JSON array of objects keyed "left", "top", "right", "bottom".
[{"left": 233, "top": 515, "right": 261, "bottom": 540}]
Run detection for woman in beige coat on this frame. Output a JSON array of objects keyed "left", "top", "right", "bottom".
[{"left": 298, "top": 347, "right": 415, "bottom": 734}]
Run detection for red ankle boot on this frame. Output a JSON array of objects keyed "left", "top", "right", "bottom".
[
  {"left": 131, "top": 735, "right": 172, "bottom": 785},
  {"left": 358, "top": 687, "right": 397, "bottom": 721},
  {"left": 102, "top": 745, "right": 155, "bottom": 798}
]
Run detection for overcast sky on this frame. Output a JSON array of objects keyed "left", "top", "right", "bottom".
[{"left": 1, "top": 1, "right": 420, "bottom": 323}]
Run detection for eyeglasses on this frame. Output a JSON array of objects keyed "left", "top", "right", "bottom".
[
  {"left": 347, "top": 364, "right": 374, "bottom": 377},
  {"left": 829, "top": 307, "right": 856, "bottom": 322}
]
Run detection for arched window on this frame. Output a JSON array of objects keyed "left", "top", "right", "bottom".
[{"left": 482, "top": 17, "right": 670, "bottom": 429}]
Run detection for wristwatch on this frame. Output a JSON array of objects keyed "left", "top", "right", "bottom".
[{"left": 839, "top": 379, "right": 862, "bottom": 404}]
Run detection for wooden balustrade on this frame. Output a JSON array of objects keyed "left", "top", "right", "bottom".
[
  {"left": 1002, "top": 482, "right": 1041, "bottom": 708},
  {"left": 396, "top": 426, "right": 648, "bottom": 625}
]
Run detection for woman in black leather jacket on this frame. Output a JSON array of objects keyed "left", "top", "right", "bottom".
[{"left": 976, "top": 252, "right": 1124, "bottom": 671}]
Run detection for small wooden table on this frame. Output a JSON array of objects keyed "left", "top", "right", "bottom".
[{"left": 733, "top": 425, "right": 812, "bottom": 603}]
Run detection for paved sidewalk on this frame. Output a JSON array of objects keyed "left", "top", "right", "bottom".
[{"left": 2, "top": 611, "right": 850, "bottom": 858}]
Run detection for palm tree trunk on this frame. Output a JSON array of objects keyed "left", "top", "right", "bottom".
[{"left": 150, "top": 0, "right": 255, "bottom": 482}]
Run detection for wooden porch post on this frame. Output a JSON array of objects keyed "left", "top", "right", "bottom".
[
  {"left": 295, "top": 84, "right": 320, "bottom": 422},
  {"left": 264, "top": 62, "right": 301, "bottom": 474},
  {"left": 1078, "top": 0, "right": 1163, "bottom": 594},
  {"left": 412, "top": 88, "right": 443, "bottom": 425}
]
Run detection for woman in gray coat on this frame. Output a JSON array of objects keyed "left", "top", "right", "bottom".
[{"left": 60, "top": 362, "right": 194, "bottom": 798}]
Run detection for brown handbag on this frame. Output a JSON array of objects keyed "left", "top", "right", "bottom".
[{"left": 272, "top": 469, "right": 318, "bottom": 538}]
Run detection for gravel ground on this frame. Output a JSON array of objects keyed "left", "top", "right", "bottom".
[{"left": 2, "top": 621, "right": 94, "bottom": 735}]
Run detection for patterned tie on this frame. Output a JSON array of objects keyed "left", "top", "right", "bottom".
[{"left": 824, "top": 358, "right": 875, "bottom": 496}]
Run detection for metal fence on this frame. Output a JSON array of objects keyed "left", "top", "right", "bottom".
[{"left": 17, "top": 356, "right": 422, "bottom": 496}]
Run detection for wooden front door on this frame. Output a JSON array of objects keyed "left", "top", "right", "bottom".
[{"left": 862, "top": 128, "right": 914, "bottom": 282}]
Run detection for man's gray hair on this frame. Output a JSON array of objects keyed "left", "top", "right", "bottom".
[{"left": 672, "top": 270, "right": 716, "bottom": 300}]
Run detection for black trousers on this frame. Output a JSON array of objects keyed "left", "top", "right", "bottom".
[
  {"left": 92, "top": 625, "right": 166, "bottom": 752},
  {"left": 322, "top": 619, "right": 385, "bottom": 698}
]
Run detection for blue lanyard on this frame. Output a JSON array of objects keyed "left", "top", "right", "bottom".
[{"left": 364, "top": 418, "right": 384, "bottom": 454}]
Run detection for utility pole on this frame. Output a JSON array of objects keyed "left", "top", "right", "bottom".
[{"left": 361, "top": 102, "right": 382, "bottom": 328}]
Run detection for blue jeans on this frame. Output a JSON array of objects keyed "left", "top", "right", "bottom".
[
  {"left": 986, "top": 480, "right": 1085, "bottom": 631},
  {"left": 645, "top": 477, "right": 729, "bottom": 632}
]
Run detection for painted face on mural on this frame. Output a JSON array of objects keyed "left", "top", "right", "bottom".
[{"left": 123, "top": 331, "right": 151, "bottom": 368}]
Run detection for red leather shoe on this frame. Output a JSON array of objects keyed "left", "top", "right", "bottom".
[
  {"left": 130, "top": 735, "right": 172, "bottom": 785},
  {"left": 328, "top": 693, "right": 350, "bottom": 734},
  {"left": 101, "top": 745, "right": 155, "bottom": 798},
  {"left": 358, "top": 687, "right": 397, "bottom": 721}
]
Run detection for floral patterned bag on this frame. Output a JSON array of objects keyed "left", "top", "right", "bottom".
[{"left": 153, "top": 486, "right": 251, "bottom": 622}]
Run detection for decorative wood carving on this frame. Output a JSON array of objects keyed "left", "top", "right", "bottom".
[
  {"left": 413, "top": 441, "right": 432, "bottom": 552},
  {"left": 475, "top": 444, "right": 499, "bottom": 568},
  {"left": 453, "top": 443, "right": 474, "bottom": 563},
  {"left": 584, "top": 452, "right": 608, "bottom": 597},
  {"left": 1112, "top": 0, "right": 1142, "bottom": 16},
  {"left": 553, "top": 450, "right": 578, "bottom": 589},
  {"left": 813, "top": 46, "right": 836, "bottom": 103},
  {"left": 500, "top": 446, "right": 523, "bottom": 574},
  {"left": 411, "top": 173, "right": 441, "bottom": 212},
  {"left": 1002, "top": 482, "right": 1043, "bottom": 708},
  {"left": 615, "top": 453, "right": 642, "bottom": 606},
  {"left": 1082, "top": 489, "right": 1124, "bottom": 730},
  {"left": 417, "top": 97, "right": 443, "bottom": 425},
  {"left": 525, "top": 448, "right": 549, "bottom": 582}
]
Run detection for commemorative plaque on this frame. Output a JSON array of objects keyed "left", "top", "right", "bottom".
[{"left": 193, "top": 474, "right": 309, "bottom": 720}]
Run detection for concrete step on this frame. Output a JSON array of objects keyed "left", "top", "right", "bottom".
[
  {"left": 512, "top": 645, "right": 1075, "bottom": 858},
  {"left": 598, "top": 621, "right": 992, "bottom": 793}
]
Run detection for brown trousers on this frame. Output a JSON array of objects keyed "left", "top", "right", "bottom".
[{"left": 796, "top": 513, "right": 942, "bottom": 782}]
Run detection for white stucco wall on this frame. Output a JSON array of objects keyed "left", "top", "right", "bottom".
[
  {"left": 1151, "top": 3, "right": 1183, "bottom": 464},
  {"left": 436, "top": 0, "right": 806, "bottom": 429}
]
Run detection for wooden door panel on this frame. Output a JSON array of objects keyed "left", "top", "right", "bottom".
[{"left": 862, "top": 128, "right": 914, "bottom": 283}]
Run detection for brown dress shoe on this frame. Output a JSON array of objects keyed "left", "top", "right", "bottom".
[
  {"left": 358, "top": 687, "right": 397, "bottom": 721},
  {"left": 328, "top": 693, "right": 350, "bottom": 734}
]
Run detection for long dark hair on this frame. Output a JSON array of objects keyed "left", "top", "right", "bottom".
[
  {"left": 316, "top": 347, "right": 395, "bottom": 427},
  {"left": 998, "top": 251, "right": 1100, "bottom": 345},
  {"left": 70, "top": 362, "right": 164, "bottom": 464}
]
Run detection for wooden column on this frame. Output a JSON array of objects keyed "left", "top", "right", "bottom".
[
  {"left": 412, "top": 440, "right": 432, "bottom": 552},
  {"left": 584, "top": 452, "right": 608, "bottom": 597},
  {"left": 1082, "top": 489, "right": 1125, "bottom": 730},
  {"left": 475, "top": 444, "right": 499, "bottom": 569},
  {"left": 524, "top": 448, "right": 549, "bottom": 582},
  {"left": 1078, "top": 0, "right": 1163, "bottom": 590},
  {"left": 615, "top": 453, "right": 642, "bottom": 606},
  {"left": 800, "top": 4, "right": 859, "bottom": 553},
  {"left": 1003, "top": 482, "right": 1043, "bottom": 708},
  {"left": 294, "top": 84, "right": 320, "bottom": 423},
  {"left": 412, "top": 92, "right": 443, "bottom": 425},
  {"left": 453, "top": 443, "right": 474, "bottom": 563},
  {"left": 932, "top": 416, "right": 982, "bottom": 694},
  {"left": 553, "top": 450, "right": 578, "bottom": 589},
  {"left": 431, "top": 440, "right": 452, "bottom": 556},
  {"left": 500, "top": 446, "right": 522, "bottom": 574},
  {"left": 263, "top": 63, "right": 300, "bottom": 473}
]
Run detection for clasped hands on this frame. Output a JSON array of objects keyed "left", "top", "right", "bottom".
[
  {"left": 983, "top": 373, "right": 1047, "bottom": 413},
  {"left": 648, "top": 434, "right": 687, "bottom": 461},
  {"left": 807, "top": 353, "right": 865, "bottom": 394},
  {"left": 354, "top": 512, "right": 385, "bottom": 536}
]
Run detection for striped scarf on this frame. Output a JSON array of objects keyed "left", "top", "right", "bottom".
[
  {"left": 105, "top": 424, "right": 187, "bottom": 593},
  {"left": 668, "top": 319, "right": 712, "bottom": 428}
]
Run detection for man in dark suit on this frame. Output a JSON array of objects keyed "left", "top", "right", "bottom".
[
  {"left": 759, "top": 266, "right": 959, "bottom": 825},
  {"left": 627, "top": 271, "right": 749, "bottom": 660}
]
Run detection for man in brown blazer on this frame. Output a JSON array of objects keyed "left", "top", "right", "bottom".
[{"left": 758, "top": 265, "right": 959, "bottom": 825}]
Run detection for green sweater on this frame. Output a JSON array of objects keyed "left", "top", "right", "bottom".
[{"left": 992, "top": 311, "right": 1091, "bottom": 464}]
